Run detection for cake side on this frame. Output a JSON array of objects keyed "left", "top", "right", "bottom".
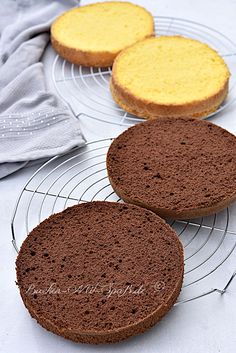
[{"left": 110, "top": 77, "right": 228, "bottom": 119}]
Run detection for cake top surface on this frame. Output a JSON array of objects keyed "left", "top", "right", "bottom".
[
  {"left": 112, "top": 36, "right": 230, "bottom": 105},
  {"left": 51, "top": 2, "right": 154, "bottom": 52},
  {"left": 16, "top": 201, "right": 183, "bottom": 334},
  {"left": 107, "top": 118, "right": 236, "bottom": 218}
]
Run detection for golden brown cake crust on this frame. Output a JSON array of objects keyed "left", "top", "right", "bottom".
[
  {"left": 51, "top": 36, "right": 121, "bottom": 68},
  {"left": 106, "top": 118, "right": 236, "bottom": 219},
  {"left": 110, "top": 76, "right": 228, "bottom": 119},
  {"left": 110, "top": 36, "right": 229, "bottom": 119},
  {"left": 16, "top": 202, "right": 184, "bottom": 344},
  {"left": 51, "top": 2, "right": 154, "bottom": 68}
]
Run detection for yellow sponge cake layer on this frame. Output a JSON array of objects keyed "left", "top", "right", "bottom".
[
  {"left": 51, "top": 2, "right": 154, "bottom": 67},
  {"left": 111, "top": 36, "right": 230, "bottom": 119}
]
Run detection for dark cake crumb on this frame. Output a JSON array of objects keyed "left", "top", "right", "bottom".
[
  {"left": 107, "top": 118, "right": 236, "bottom": 219},
  {"left": 16, "top": 201, "right": 184, "bottom": 344}
]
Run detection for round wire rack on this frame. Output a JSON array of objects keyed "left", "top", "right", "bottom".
[
  {"left": 11, "top": 139, "right": 236, "bottom": 304},
  {"left": 52, "top": 16, "right": 236, "bottom": 127}
]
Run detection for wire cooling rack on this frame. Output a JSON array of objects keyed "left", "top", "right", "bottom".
[
  {"left": 51, "top": 16, "right": 236, "bottom": 127},
  {"left": 11, "top": 139, "right": 236, "bottom": 304}
]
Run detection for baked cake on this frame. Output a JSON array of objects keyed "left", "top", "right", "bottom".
[
  {"left": 16, "top": 201, "right": 184, "bottom": 344},
  {"left": 107, "top": 118, "right": 236, "bottom": 219},
  {"left": 110, "top": 36, "right": 230, "bottom": 119},
  {"left": 51, "top": 2, "right": 154, "bottom": 67}
]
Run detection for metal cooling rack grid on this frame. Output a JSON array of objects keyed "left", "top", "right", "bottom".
[
  {"left": 51, "top": 16, "right": 236, "bottom": 127},
  {"left": 11, "top": 139, "right": 236, "bottom": 304}
]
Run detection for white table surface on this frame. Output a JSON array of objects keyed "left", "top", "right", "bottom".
[{"left": 1, "top": 0, "right": 236, "bottom": 352}]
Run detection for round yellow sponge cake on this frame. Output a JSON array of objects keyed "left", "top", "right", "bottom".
[
  {"left": 51, "top": 2, "right": 154, "bottom": 67},
  {"left": 111, "top": 36, "right": 230, "bottom": 119}
]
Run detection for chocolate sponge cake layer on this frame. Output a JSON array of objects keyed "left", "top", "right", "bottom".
[
  {"left": 107, "top": 118, "right": 236, "bottom": 219},
  {"left": 16, "top": 201, "right": 184, "bottom": 344}
]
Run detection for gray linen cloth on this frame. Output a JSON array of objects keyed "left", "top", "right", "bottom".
[{"left": 0, "top": 0, "right": 85, "bottom": 178}]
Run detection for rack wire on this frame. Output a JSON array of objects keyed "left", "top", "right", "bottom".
[
  {"left": 51, "top": 16, "right": 236, "bottom": 126},
  {"left": 11, "top": 139, "right": 236, "bottom": 304}
]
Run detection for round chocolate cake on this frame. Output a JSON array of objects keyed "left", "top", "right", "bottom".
[
  {"left": 107, "top": 118, "right": 236, "bottom": 219},
  {"left": 16, "top": 201, "right": 184, "bottom": 344}
]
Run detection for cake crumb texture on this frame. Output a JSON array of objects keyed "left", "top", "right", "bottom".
[
  {"left": 51, "top": 2, "right": 154, "bottom": 67},
  {"left": 107, "top": 118, "right": 236, "bottom": 219},
  {"left": 111, "top": 36, "right": 230, "bottom": 119},
  {"left": 16, "top": 201, "right": 184, "bottom": 344}
]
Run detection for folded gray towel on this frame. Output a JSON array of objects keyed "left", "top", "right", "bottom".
[{"left": 0, "top": 0, "right": 85, "bottom": 178}]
